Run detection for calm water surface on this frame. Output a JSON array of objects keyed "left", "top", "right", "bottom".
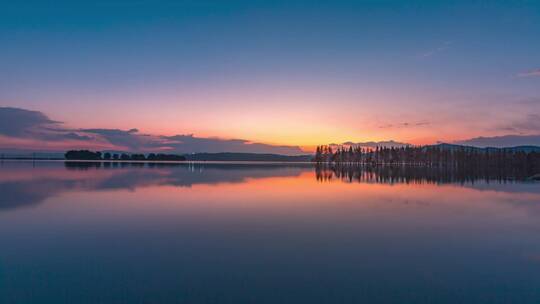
[{"left": 1, "top": 161, "right": 539, "bottom": 303}]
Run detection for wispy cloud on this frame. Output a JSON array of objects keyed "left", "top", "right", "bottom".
[
  {"left": 334, "top": 140, "right": 410, "bottom": 149},
  {"left": 494, "top": 114, "right": 540, "bottom": 133},
  {"left": 414, "top": 121, "right": 430, "bottom": 126},
  {"left": 515, "top": 68, "right": 540, "bottom": 78},
  {"left": 419, "top": 41, "right": 453, "bottom": 58},
  {"left": 378, "top": 121, "right": 430, "bottom": 129},
  {"left": 517, "top": 97, "right": 540, "bottom": 105}
]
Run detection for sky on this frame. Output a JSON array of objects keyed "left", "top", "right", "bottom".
[{"left": 1, "top": 0, "right": 540, "bottom": 153}]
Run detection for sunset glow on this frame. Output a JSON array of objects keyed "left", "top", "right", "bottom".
[{"left": 1, "top": 1, "right": 540, "bottom": 153}]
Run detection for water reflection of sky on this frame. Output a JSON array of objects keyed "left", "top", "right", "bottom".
[
  {"left": 1, "top": 161, "right": 539, "bottom": 211},
  {"left": 0, "top": 161, "right": 539, "bottom": 303},
  {"left": 0, "top": 161, "right": 310, "bottom": 210}
]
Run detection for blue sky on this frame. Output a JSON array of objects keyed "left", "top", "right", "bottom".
[{"left": 1, "top": 0, "right": 539, "bottom": 151}]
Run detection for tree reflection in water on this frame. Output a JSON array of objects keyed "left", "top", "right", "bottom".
[{"left": 316, "top": 163, "right": 538, "bottom": 185}]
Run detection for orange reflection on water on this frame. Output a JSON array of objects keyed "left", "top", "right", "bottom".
[{"left": 1, "top": 162, "right": 539, "bottom": 224}]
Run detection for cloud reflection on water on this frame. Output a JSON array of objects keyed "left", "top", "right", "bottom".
[{"left": 0, "top": 161, "right": 538, "bottom": 212}]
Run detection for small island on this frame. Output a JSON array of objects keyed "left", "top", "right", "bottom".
[{"left": 65, "top": 150, "right": 186, "bottom": 161}]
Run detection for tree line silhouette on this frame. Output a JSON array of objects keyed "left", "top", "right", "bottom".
[
  {"left": 314, "top": 145, "right": 540, "bottom": 174},
  {"left": 65, "top": 150, "right": 186, "bottom": 161}
]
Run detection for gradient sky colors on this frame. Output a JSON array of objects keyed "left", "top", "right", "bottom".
[{"left": 1, "top": 1, "right": 540, "bottom": 153}]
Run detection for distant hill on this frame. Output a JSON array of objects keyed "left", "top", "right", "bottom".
[
  {"left": 433, "top": 143, "right": 540, "bottom": 153},
  {"left": 183, "top": 153, "right": 313, "bottom": 162},
  {"left": 0, "top": 149, "right": 64, "bottom": 159}
]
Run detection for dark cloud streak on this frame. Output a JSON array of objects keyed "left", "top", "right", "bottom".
[
  {"left": 495, "top": 114, "right": 540, "bottom": 133},
  {"left": 0, "top": 107, "right": 305, "bottom": 155},
  {"left": 378, "top": 121, "right": 430, "bottom": 129},
  {"left": 0, "top": 107, "right": 59, "bottom": 137}
]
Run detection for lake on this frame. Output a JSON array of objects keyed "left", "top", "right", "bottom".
[{"left": 1, "top": 161, "right": 540, "bottom": 303}]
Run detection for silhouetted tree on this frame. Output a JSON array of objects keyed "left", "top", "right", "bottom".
[
  {"left": 312, "top": 144, "right": 540, "bottom": 177},
  {"left": 130, "top": 154, "right": 146, "bottom": 161},
  {"left": 145, "top": 153, "right": 185, "bottom": 161},
  {"left": 65, "top": 150, "right": 102, "bottom": 160}
]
